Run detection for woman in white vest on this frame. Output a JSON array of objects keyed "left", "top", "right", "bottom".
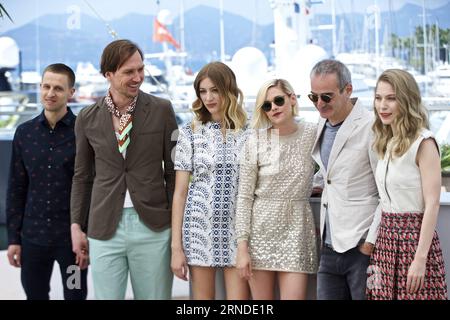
[{"left": 367, "top": 69, "right": 447, "bottom": 300}]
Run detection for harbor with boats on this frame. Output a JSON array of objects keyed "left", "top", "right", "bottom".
[{"left": 1, "top": 0, "right": 450, "bottom": 299}]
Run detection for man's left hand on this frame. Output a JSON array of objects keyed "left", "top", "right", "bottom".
[{"left": 358, "top": 242, "right": 374, "bottom": 256}]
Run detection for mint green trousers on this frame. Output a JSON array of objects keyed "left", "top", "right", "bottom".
[{"left": 88, "top": 208, "right": 173, "bottom": 300}]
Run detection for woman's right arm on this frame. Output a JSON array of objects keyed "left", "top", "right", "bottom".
[
  {"left": 171, "top": 170, "right": 191, "bottom": 281},
  {"left": 171, "top": 125, "right": 194, "bottom": 281},
  {"left": 235, "top": 134, "right": 258, "bottom": 280}
]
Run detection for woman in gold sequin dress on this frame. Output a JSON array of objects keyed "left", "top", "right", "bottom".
[{"left": 235, "top": 79, "right": 318, "bottom": 300}]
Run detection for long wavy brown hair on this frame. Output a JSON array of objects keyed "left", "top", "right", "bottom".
[
  {"left": 372, "top": 69, "right": 429, "bottom": 158},
  {"left": 192, "top": 61, "right": 247, "bottom": 130}
]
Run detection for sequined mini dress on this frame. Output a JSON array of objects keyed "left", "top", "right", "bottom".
[{"left": 236, "top": 122, "right": 318, "bottom": 273}]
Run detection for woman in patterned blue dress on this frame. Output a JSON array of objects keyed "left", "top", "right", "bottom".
[{"left": 171, "top": 62, "right": 250, "bottom": 299}]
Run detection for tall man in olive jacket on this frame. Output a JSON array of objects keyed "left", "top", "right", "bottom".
[{"left": 70, "top": 39, "right": 178, "bottom": 299}]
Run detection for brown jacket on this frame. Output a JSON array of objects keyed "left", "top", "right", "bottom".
[{"left": 70, "top": 91, "right": 178, "bottom": 240}]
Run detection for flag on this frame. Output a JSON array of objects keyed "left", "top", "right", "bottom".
[{"left": 153, "top": 19, "right": 181, "bottom": 50}]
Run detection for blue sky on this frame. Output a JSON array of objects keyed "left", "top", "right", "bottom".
[{"left": 1, "top": 0, "right": 449, "bottom": 33}]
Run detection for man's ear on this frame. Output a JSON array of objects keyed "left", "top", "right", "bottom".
[{"left": 345, "top": 83, "right": 353, "bottom": 96}]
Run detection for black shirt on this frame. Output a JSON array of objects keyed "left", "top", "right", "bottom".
[{"left": 6, "top": 108, "right": 76, "bottom": 246}]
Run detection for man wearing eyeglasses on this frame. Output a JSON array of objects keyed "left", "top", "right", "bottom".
[{"left": 309, "top": 59, "right": 381, "bottom": 300}]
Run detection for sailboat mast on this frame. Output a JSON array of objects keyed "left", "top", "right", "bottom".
[
  {"left": 436, "top": 20, "right": 440, "bottom": 64},
  {"left": 331, "top": 0, "right": 337, "bottom": 57},
  {"left": 219, "top": 0, "right": 225, "bottom": 62},
  {"left": 35, "top": 0, "right": 41, "bottom": 103},
  {"left": 350, "top": 0, "right": 356, "bottom": 51},
  {"left": 422, "top": 0, "right": 428, "bottom": 74},
  {"left": 421, "top": 0, "right": 428, "bottom": 94},
  {"left": 252, "top": 0, "right": 257, "bottom": 47},
  {"left": 179, "top": 0, "right": 185, "bottom": 66},
  {"left": 374, "top": 0, "right": 380, "bottom": 78}
]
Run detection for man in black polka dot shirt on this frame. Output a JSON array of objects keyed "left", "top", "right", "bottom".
[{"left": 6, "top": 63, "right": 88, "bottom": 300}]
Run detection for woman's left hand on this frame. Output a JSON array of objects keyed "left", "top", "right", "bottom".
[{"left": 406, "top": 257, "right": 426, "bottom": 293}]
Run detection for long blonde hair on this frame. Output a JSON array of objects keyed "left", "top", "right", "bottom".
[
  {"left": 191, "top": 61, "right": 247, "bottom": 130},
  {"left": 372, "top": 69, "right": 429, "bottom": 158},
  {"left": 251, "top": 79, "right": 298, "bottom": 129}
]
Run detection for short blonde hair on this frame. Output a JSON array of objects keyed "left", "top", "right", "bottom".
[
  {"left": 251, "top": 79, "right": 298, "bottom": 129},
  {"left": 372, "top": 69, "right": 429, "bottom": 158}
]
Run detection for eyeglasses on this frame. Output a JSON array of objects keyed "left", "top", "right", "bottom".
[
  {"left": 261, "top": 95, "right": 287, "bottom": 112},
  {"left": 307, "top": 93, "right": 334, "bottom": 104},
  {"left": 308, "top": 83, "right": 348, "bottom": 104}
]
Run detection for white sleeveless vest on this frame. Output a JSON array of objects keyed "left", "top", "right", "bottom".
[{"left": 375, "top": 129, "right": 437, "bottom": 213}]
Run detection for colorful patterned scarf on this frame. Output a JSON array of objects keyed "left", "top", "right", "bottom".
[{"left": 105, "top": 92, "right": 137, "bottom": 153}]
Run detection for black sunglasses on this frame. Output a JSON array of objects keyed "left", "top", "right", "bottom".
[
  {"left": 308, "top": 83, "right": 348, "bottom": 104},
  {"left": 307, "top": 93, "right": 334, "bottom": 104},
  {"left": 261, "top": 95, "right": 286, "bottom": 112}
]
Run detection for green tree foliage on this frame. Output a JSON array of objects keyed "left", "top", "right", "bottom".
[
  {"left": 390, "top": 25, "right": 450, "bottom": 72},
  {"left": 442, "top": 144, "right": 450, "bottom": 173}
]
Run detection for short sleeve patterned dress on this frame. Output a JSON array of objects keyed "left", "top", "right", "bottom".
[{"left": 174, "top": 121, "right": 248, "bottom": 267}]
